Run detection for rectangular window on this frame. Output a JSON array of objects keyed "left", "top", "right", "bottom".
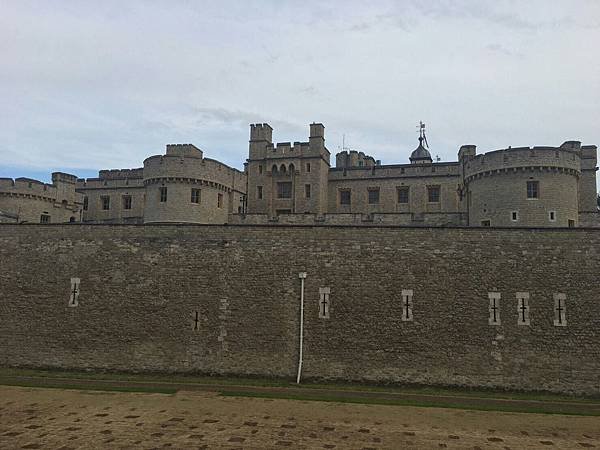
[
  {"left": 101, "top": 195, "right": 110, "bottom": 210},
  {"left": 401, "top": 289, "right": 413, "bottom": 322},
  {"left": 40, "top": 214, "right": 50, "bottom": 224},
  {"left": 427, "top": 185, "right": 440, "bottom": 203},
  {"left": 549, "top": 210, "right": 556, "bottom": 222},
  {"left": 488, "top": 292, "right": 501, "bottom": 325},
  {"left": 306, "top": 162, "right": 311, "bottom": 173},
  {"left": 258, "top": 165, "right": 263, "bottom": 174},
  {"left": 526, "top": 181, "right": 539, "bottom": 199},
  {"left": 217, "top": 193, "right": 223, "bottom": 208},
  {"left": 568, "top": 219, "right": 575, "bottom": 227},
  {"left": 368, "top": 188, "right": 380, "bottom": 204},
  {"left": 122, "top": 195, "right": 132, "bottom": 210},
  {"left": 277, "top": 182, "right": 292, "bottom": 199},
  {"left": 160, "top": 187, "right": 168, "bottom": 202},
  {"left": 191, "top": 188, "right": 201, "bottom": 204},
  {"left": 511, "top": 211, "right": 518, "bottom": 222},
  {"left": 83, "top": 196, "right": 88, "bottom": 211},
  {"left": 553, "top": 293, "right": 567, "bottom": 326},
  {"left": 339, "top": 189, "right": 351, "bottom": 205},
  {"left": 319, "top": 287, "right": 331, "bottom": 319},
  {"left": 305, "top": 184, "right": 311, "bottom": 199},
  {"left": 516, "top": 292, "right": 530, "bottom": 326},
  {"left": 69, "top": 277, "right": 80, "bottom": 307},
  {"left": 397, "top": 187, "right": 409, "bottom": 204},
  {"left": 257, "top": 186, "right": 263, "bottom": 200},
  {"left": 481, "top": 220, "right": 491, "bottom": 227}
]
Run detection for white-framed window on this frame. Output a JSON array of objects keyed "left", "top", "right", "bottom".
[
  {"left": 516, "top": 292, "right": 530, "bottom": 326},
  {"left": 549, "top": 210, "right": 556, "bottom": 222},
  {"left": 488, "top": 292, "right": 501, "bottom": 325},
  {"left": 553, "top": 293, "right": 567, "bottom": 327},
  {"left": 318, "top": 287, "right": 331, "bottom": 319},
  {"left": 401, "top": 289, "right": 413, "bottom": 322}
]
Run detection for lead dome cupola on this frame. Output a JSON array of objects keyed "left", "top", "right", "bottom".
[{"left": 410, "top": 136, "right": 433, "bottom": 164}]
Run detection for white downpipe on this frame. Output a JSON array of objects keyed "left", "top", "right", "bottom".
[{"left": 297, "top": 272, "right": 307, "bottom": 384}]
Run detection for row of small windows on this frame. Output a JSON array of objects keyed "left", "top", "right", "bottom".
[
  {"left": 482, "top": 214, "right": 575, "bottom": 227},
  {"left": 296, "top": 289, "right": 569, "bottom": 327},
  {"left": 510, "top": 210, "right": 557, "bottom": 222},
  {"left": 259, "top": 162, "right": 311, "bottom": 174},
  {"left": 88, "top": 188, "right": 223, "bottom": 211},
  {"left": 339, "top": 186, "right": 441, "bottom": 205}
]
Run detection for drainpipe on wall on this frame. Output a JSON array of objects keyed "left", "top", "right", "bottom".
[{"left": 296, "top": 272, "right": 307, "bottom": 384}]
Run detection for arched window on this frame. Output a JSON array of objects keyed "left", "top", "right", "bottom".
[
  {"left": 288, "top": 163, "right": 295, "bottom": 173},
  {"left": 280, "top": 164, "right": 287, "bottom": 173},
  {"left": 69, "top": 217, "right": 76, "bottom": 223},
  {"left": 272, "top": 164, "right": 278, "bottom": 173}
]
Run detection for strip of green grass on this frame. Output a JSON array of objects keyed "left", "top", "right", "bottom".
[
  {"left": 218, "top": 390, "right": 600, "bottom": 417},
  {"left": 1, "top": 380, "right": 177, "bottom": 395},
  {"left": 1, "top": 367, "right": 598, "bottom": 404}
]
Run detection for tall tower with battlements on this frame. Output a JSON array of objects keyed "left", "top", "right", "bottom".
[{"left": 245, "top": 123, "right": 330, "bottom": 216}]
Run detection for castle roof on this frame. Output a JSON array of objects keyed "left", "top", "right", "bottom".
[{"left": 409, "top": 137, "right": 432, "bottom": 162}]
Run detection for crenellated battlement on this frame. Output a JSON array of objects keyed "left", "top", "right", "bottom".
[
  {"left": 463, "top": 143, "right": 584, "bottom": 181},
  {"left": 335, "top": 150, "right": 378, "bottom": 168},
  {"left": 98, "top": 168, "right": 144, "bottom": 180},
  {"left": 250, "top": 123, "right": 273, "bottom": 143},
  {"left": 166, "top": 143, "right": 203, "bottom": 158}
]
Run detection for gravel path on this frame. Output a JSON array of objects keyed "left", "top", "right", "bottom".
[{"left": 1, "top": 385, "right": 599, "bottom": 449}]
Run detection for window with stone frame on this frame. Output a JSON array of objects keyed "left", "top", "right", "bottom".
[
  {"left": 527, "top": 180, "right": 539, "bottom": 199},
  {"left": 516, "top": 292, "right": 530, "bottom": 326},
  {"left": 217, "top": 193, "right": 223, "bottom": 208},
  {"left": 160, "top": 186, "right": 168, "bottom": 202},
  {"left": 277, "top": 182, "right": 292, "bottom": 199},
  {"left": 397, "top": 186, "right": 409, "bottom": 204},
  {"left": 122, "top": 195, "right": 132, "bottom": 210},
  {"left": 488, "top": 292, "right": 501, "bottom": 325},
  {"left": 401, "top": 289, "right": 413, "bottom": 321},
  {"left": 427, "top": 185, "right": 441, "bottom": 203},
  {"left": 553, "top": 293, "right": 567, "bottom": 326},
  {"left": 101, "top": 195, "right": 110, "bottom": 210},
  {"left": 306, "top": 162, "right": 311, "bottom": 173},
  {"left": 40, "top": 213, "right": 50, "bottom": 223},
  {"left": 305, "top": 184, "right": 311, "bottom": 199},
  {"left": 257, "top": 185, "right": 263, "bottom": 200},
  {"left": 368, "top": 187, "right": 380, "bottom": 204},
  {"left": 318, "top": 287, "right": 331, "bottom": 319},
  {"left": 83, "top": 196, "right": 88, "bottom": 211},
  {"left": 339, "top": 189, "right": 351, "bottom": 205},
  {"left": 191, "top": 188, "right": 201, "bottom": 204}
]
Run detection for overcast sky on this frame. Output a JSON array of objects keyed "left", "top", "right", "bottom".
[{"left": 1, "top": 0, "right": 599, "bottom": 190}]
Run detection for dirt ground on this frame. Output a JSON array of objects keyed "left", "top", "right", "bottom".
[{"left": 0, "top": 386, "right": 598, "bottom": 449}]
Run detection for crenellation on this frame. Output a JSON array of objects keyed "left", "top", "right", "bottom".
[{"left": 2, "top": 122, "right": 599, "bottom": 227}]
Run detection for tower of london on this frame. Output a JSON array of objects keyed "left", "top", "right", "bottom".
[{"left": 1, "top": 123, "right": 598, "bottom": 227}]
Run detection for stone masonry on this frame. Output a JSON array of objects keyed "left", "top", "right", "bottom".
[{"left": 0, "top": 223, "right": 599, "bottom": 395}]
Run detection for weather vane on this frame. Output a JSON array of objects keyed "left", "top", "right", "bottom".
[{"left": 417, "top": 121, "right": 429, "bottom": 148}]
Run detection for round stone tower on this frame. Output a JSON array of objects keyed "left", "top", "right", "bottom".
[
  {"left": 462, "top": 142, "right": 582, "bottom": 227},
  {"left": 143, "top": 144, "right": 246, "bottom": 223}
]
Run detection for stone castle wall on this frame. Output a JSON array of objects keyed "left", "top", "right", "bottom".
[
  {"left": 0, "top": 175, "right": 83, "bottom": 223},
  {"left": 1, "top": 224, "right": 599, "bottom": 395}
]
